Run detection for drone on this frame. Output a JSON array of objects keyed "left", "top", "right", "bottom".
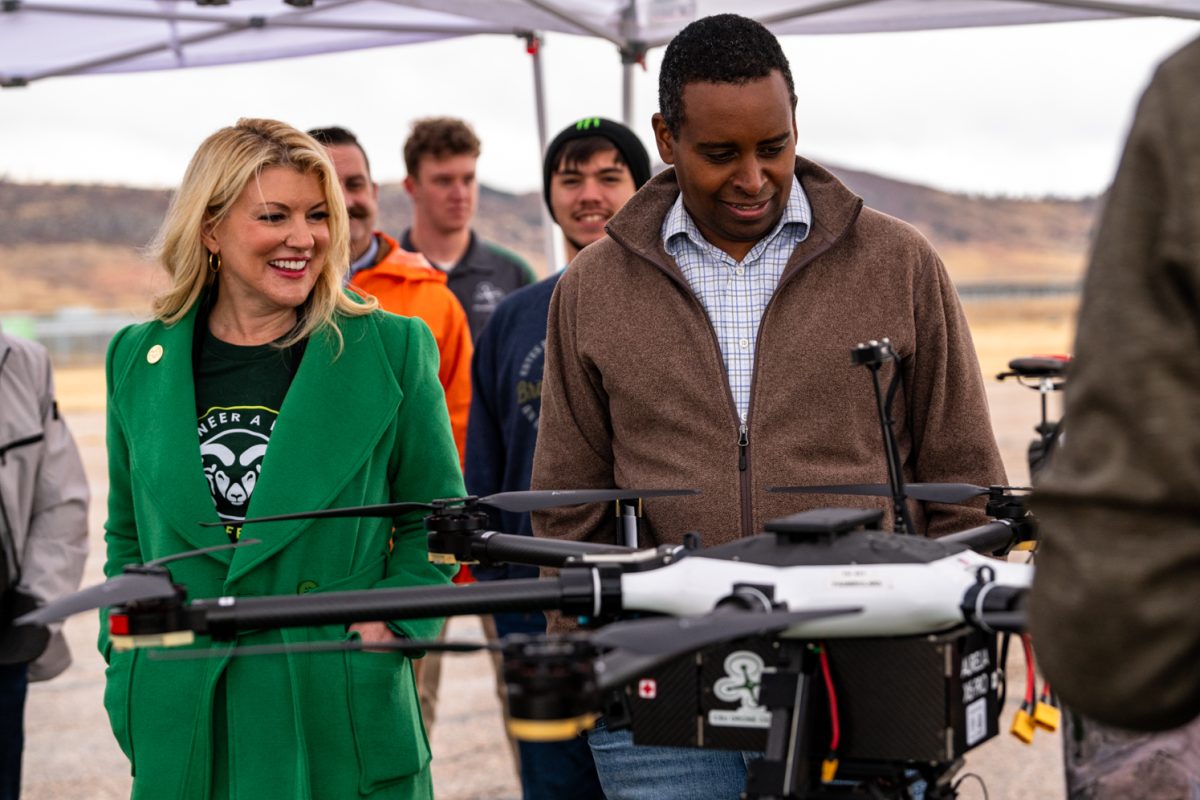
[{"left": 17, "top": 339, "right": 1041, "bottom": 800}]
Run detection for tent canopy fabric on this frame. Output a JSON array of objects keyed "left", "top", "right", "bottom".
[{"left": 2, "top": 0, "right": 1199, "bottom": 86}]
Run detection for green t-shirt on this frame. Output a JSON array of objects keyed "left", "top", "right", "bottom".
[{"left": 195, "top": 328, "right": 302, "bottom": 542}]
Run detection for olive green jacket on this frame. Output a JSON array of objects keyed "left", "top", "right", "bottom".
[
  {"left": 101, "top": 301, "right": 463, "bottom": 799},
  {"left": 1030, "top": 36, "right": 1200, "bottom": 732}
]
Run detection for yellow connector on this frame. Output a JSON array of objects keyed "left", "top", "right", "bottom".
[
  {"left": 1034, "top": 702, "right": 1061, "bottom": 732},
  {"left": 111, "top": 630, "right": 195, "bottom": 651},
  {"left": 507, "top": 713, "right": 599, "bottom": 742},
  {"left": 1010, "top": 707, "right": 1036, "bottom": 744},
  {"left": 821, "top": 758, "right": 839, "bottom": 783}
]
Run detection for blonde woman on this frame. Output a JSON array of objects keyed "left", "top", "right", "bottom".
[{"left": 101, "top": 118, "right": 461, "bottom": 799}]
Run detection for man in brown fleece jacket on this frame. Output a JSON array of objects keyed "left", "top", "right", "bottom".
[
  {"left": 530, "top": 13, "right": 1005, "bottom": 800},
  {"left": 1030, "top": 35, "right": 1200, "bottom": 799}
]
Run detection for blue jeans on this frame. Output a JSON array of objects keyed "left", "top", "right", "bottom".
[
  {"left": 493, "top": 612, "right": 605, "bottom": 800},
  {"left": 587, "top": 717, "right": 756, "bottom": 800},
  {"left": 0, "top": 662, "right": 28, "bottom": 800}
]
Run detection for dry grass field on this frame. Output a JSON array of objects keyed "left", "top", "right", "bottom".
[
  {"left": 22, "top": 315, "right": 1073, "bottom": 800},
  {"left": 964, "top": 296, "right": 1078, "bottom": 379}
]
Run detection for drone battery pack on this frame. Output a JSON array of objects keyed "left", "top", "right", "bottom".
[{"left": 622, "top": 626, "right": 1000, "bottom": 763}]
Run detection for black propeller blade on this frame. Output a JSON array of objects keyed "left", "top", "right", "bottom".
[
  {"left": 481, "top": 488, "right": 698, "bottom": 513},
  {"left": 16, "top": 572, "right": 176, "bottom": 627},
  {"left": 145, "top": 538, "right": 260, "bottom": 567},
  {"left": 15, "top": 539, "right": 261, "bottom": 627},
  {"left": 768, "top": 483, "right": 1031, "bottom": 505},
  {"left": 198, "top": 502, "right": 436, "bottom": 527},
  {"left": 590, "top": 606, "right": 860, "bottom": 689},
  {"left": 208, "top": 488, "right": 699, "bottom": 528}
]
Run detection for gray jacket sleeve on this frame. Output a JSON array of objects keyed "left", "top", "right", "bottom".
[
  {"left": 4, "top": 335, "right": 90, "bottom": 680},
  {"left": 1029, "top": 37, "right": 1200, "bottom": 732},
  {"left": 21, "top": 356, "right": 89, "bottom": 611}
]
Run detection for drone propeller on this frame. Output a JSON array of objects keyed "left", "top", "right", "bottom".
[
  {"left": 202, "top": 488, "right": 699, "bottom": 528},
  {"left": 16, "top": 572, "right": 177, "bottom": 627},
  {"left": 590, "top": 605, "right": 861, "bottom": 689},
  {"left": 481, "top": 488, "right": 697, "bottom": 514},
  {"left": 15, "top": 539, "right": 260, "bottom": 627},
  {"left": 768, "top": 483, "right": 1031, "bottom": 505}
]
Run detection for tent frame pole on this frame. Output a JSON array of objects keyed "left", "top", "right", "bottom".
[{"left": 524, "top": 31, "right": 560, "bottom": 274}]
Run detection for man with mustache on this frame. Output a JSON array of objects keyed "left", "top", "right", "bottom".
[
  {"left": 309, "top": 126, "right": 472, "bottom": 463},
  {"left": 531, "top": 14, "right": 1005, "bottom": 799}
]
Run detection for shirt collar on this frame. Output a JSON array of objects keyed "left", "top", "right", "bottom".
[
  {"left": 663, "top": 174, "right": 811, "bottom": 258},
  {"left": 346, "top": 233, "right": 382, "bottom": 284}
]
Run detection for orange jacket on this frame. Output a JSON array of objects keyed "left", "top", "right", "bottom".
[{"left": 351, "top": 232, "right": 472, "bottom": 466}]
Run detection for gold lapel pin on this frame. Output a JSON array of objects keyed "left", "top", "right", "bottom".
[{"left": 147, "top": 344, "right": 164, "bottom": 364}]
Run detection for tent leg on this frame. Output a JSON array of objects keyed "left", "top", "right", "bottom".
[{"left": 524, "top": 32, "right": 559, "bottom": 274}]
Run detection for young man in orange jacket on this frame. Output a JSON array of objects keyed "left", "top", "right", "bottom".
[{"left": 309, "top": 126, "right": 472, "bottom": 464}]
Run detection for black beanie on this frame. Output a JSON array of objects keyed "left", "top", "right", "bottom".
[{"left": 542, "top": 117, "right": 652, "bottom": 222}]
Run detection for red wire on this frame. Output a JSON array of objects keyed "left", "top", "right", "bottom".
[
  {"left": 819, "top": 645, "right": 840, "bottom": 751},
  {"left": 1020, "top": 634, "right": 1036, "bottom": 705}
]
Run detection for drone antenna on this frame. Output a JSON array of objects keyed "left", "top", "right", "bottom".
[{"left": 851, "top": 339, "right": 916, "bottom": 536}]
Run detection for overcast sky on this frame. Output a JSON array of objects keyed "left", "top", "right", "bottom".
[{"left": 1, "top": 16, "right": 1197, "bottom": 198}]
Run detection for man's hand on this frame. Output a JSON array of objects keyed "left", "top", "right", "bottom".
[{"left": 349, "top": 621, "right": 397, "bottom": 653}]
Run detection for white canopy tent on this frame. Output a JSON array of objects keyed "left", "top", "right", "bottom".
[
  {"left": 4, "top": 0, "right": 1200, "bottom": 93},
  {"left": 3, "top": 0, "right": 1198, "bottom": 265}
]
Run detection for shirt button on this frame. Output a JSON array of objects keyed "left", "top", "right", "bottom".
[
  {"left": 735, "top": 267, "right": 745, "bottom": 277},
  {"left": 739, "top": 338, "right": 750, "bottom": 349}
]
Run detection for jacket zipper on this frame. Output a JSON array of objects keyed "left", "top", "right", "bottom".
[
  {"left": 738, "top": 422, "right": 752, "bottom": 537},
  {"left": 738, "top": 423, "right": 749, "bottom": 470}
]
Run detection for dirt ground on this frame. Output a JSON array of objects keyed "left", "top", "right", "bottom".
[{"left": 21, "top": 316, "right": 1071, "bottom": 799}]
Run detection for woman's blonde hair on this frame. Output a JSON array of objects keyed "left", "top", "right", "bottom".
[{"left": 151, "top": 117, "right": 375, "bottom": 349}]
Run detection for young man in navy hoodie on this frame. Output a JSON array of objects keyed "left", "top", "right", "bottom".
[{"left": 465, "top": 117, "right": 651, "bottom": 800}]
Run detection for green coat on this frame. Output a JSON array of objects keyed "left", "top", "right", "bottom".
[{"left": 100, "top": 301, "right": 464, "bottom": 799}]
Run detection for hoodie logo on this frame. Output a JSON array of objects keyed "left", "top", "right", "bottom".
[
  {"left": 197, "top": 406, "right": 276, "bottom": 524},
  {"left": 472, "top": 281, "right": 507, "bottom": 315},
  {"left": 516, "top": 338, "right": 546, "bottom": 427}
]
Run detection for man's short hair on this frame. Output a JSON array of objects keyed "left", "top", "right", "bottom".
[
  {"left": 307, "top": 125, "right": 371, "bottom": 176},
  {"left": 403, "top": 117, "right": 481, "bottom": 177},
  {"left": 658, "top": 14, "right": 797, "bottom": 135},
  {"left": 556, "top": 137, "right": 625, "bottom": 175}
]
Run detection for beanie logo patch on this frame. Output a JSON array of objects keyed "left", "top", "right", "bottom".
[{"left": 575, "top": 117, "right": 601, "bottom": 130}]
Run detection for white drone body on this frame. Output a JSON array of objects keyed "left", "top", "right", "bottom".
[{"left": 580, "top": 537, "right": 1032, "bottom": 639}]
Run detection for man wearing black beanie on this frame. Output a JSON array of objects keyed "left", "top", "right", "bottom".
[
  {"left": 541, "top": 117, "right": 653, "bottom": 260},
  {"left": 464, "top": 117, "right": 650, "bottom": 800}
]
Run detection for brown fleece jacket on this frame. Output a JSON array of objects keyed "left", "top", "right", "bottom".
[
  {"left": 531, "top": 157, "right": 1005, "bottom": 586},
  {"left": 1031, "top": 36, "right": 1200, "bottom": 732}
]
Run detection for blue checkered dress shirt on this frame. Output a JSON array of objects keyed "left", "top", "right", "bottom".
[{"left": 663, "top": 176, "right": 812, "bottom": 425}]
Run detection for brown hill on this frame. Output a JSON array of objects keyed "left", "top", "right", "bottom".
[{"left": 0, "top": 168, "right": 1096, "bottom": 315}]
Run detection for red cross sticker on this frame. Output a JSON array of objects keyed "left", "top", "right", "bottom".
[{"left": 638, "top": 679, "right": 657, "bottom": 699}]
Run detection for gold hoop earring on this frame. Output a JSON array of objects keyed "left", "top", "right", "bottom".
[{"left": 208, "top": 252, "right": 222, "bottom": 274}]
